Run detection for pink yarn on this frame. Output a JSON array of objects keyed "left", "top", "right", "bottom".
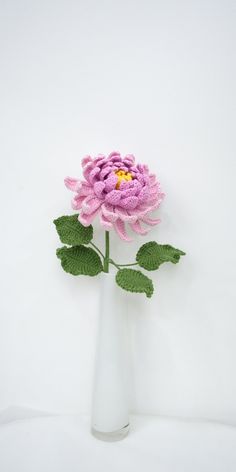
[{"left": 64, "top": 152, "right": 165, "bottom": 241}]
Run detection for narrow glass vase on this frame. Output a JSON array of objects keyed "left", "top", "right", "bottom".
[{"left": 91, "top": 268, "right": 130, "bottom": 441}]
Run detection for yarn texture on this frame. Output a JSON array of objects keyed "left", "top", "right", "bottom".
[
  {"left": 116, "top": 268, "right": 154, "bottom": 298},
  {"left": 64, "top": 151, "right": 164, "bottom": 241},
  {"left": 136, "top": 242, "right": 186, "bottom": 271},
  {"left": 56, "top": 245, "right": 103, "bottom": 276},
  {"left": 54, "top": 152, "right": 185, "bottom": 297}
]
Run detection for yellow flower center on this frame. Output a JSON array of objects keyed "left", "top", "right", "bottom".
[{"left": 115, "top": 169, "right": 133, "bottom": 189}]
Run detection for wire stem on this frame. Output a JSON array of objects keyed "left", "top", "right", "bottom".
[
  {"left": 109, "top": 259, "right": 138, "bottom": 269},
  {"left": 103, "top": 231, "right": 110, "bottom": 273},
  {"left": 90, "top": 242, "right": 105, "bottom": 260},
  {"left": 109, "top": 259, "right": 120, "bottom": 270},
  {"left": 116, "top": 262, "right": 138, "bottom": 267}
]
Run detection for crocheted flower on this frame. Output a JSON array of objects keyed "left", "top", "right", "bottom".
[{"left": 65, "top": 152, "right": 164, "bottom": 241}]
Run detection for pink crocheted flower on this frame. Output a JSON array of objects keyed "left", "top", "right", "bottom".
[{"left": 64, "top": 152, "right": 165, "bottom": 241}]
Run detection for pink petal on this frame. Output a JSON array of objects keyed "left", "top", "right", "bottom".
[
  {"left": 100, "top": 213, "right": 113, "bottom": 230},
  {"left": 146, "top": 193, "right": 165, "bottom": 208},
  {"left": 118, "top": 179, "right": 133, "bottom": 192},
  {"left": 82, "top": 195, "right": 102, "bottom": 214},
  {"left": 137, "top": 185, "right": 149, "bottom": 203},
  {"left": 100, "top": 166, "right": 112, "bottom": 180},
  {"left": 130, "top": 220, "right": 149, "bottom": 235},
  {"left": 81, "top": 156, "right": 92, "bottom": 168},
  {"left": 150, "top": 182, "right": 159, "bottom": 192},
  {"left": 77, "top": 181, "right": 93, "bottom": 197},
  {"left": 95, "top": 158, "right": 108, "bottom": 168},
  {"left": 136, "top": 174, "right": 146, "bottom": 185},
  {"left": 88, "top": 166, "right": 101, "bottom": 185},
  {"left": 120, "top": 186, "right": 137, "bottom": 198},
  {"left": 114, "top": 218, "right": 133, "bottom": 242},
  {"left": 112, "top": 163, "right": 128, "bottom": 171},
  {"left": 101, "top": 203, "right": 119, "bottom": 222},
  {"left": 93, "top": 154, "right": 106, "bottom": 165},
  {"left": 71, "top": 195, "right": 86, "bottom": 210},
  {"left": 130, "top": 166, "right": 138, "bottom": 173},
  {"left": 149, "top": 174, "right": 157, "bottom": 186},
  {"left": 123, "top": 154, "right": 135, "bottom": 165},
  {"left": 149, "top": 184, "right": 158, "bottom": 195},
  {"left": 104, "top": 173, "right": 118, "bottom": 192},
  {"left": 137, "top": 163, "right": 149, "bottom": 174},
  {"left": 120, "top": 179, "right": 142, "bottom": 194},
  {"left": 105, "top": 190, "right": 122, "bottom": 205},
  {"left": 146, "top": 197, "right": 159, "bottom": 207},
  {"left": 141, "top": 215, "right": 161, "bottom": 226},
  {"left": 94, "top": 153, "right": 106, "bottom": 160},
  {"left": 108, "top": 151, "right": 121, "bottom": 161},
  {"left": 132, "top": 180, "right": 143, "bottom": 193},
  {"left": 128, "top": 207, "right": 149, "bottom": 219},
  {"left": 79, "top": 208, "right": 100, "bottom": 226},
  {"left": 138, "top": 203, "right": 158, "bottom": 213},
  {"left": 119, "top": 196, "right": 139, "bottom": 210},
  {"left": 93, "top": 181, "right": 106, "bottom": 199},
  {"left": 83, "top": 162, "right": 95, "bottom": 182},
  {"left": 64, "top": 177, "right": 79, "bottom": 192},
  {"left": 115, "top": 207, "right": 138, "bottom": 223}
]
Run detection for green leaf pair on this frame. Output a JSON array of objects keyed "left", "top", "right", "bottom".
[
  {"left": 54, "top": 214, "right": 103, "bottom": 277},
  {"left": 54, "top": 214, "right": 186, "bottom": 298},
  {"left": 115, "top": 242, "right": 186, "bottom": 298}
]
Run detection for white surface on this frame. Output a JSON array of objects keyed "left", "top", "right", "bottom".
[
  {"left": 0, "top": 409, "right": 236, "bottom": 472},
  {"left": 91, "top": 270, "right": 129, "bottom": 433},
  {"left": 0, "top": 0, "right": 236, "bottom": 424}
]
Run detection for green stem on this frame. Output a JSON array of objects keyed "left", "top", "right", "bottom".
[
  {"left": 116, "top": 262, "right": 138, "bottom": 267},
  {"left": 90, "top": 242, "right": 105, "bottom": 260},
  {"left": 109, "top": 259, "right": 120, "bottom": 270},
  {"left": 109, "top": 259, "right": 138, "bottom": 269},
  {"left": 103, "top": 231, "right": 110, "bottom": 273},
  {"left": 90, "top": 238, "right": 137, "bottom": 272}
]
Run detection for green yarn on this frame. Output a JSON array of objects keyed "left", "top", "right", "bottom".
[
  {"left": 136, "top": 241, "right": 186, "bottom": 271},
  {"left": 116, "top": 268, "right": 154, "bottom": 298},
  {"left": 54, "top": 214, "right": 93, "bottom": 246},
  {"left": 54, "top": 213, "right": 186, "bottom": 298},
  {"left": 56, "top": 245, "right": 103, "bottom": 276}
]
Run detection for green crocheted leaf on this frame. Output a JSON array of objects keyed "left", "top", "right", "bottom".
[
  {"left": 116, "top": 269, "right": 154, "bottom": 298},
  {"left": 54, "top": 214, "right": 93, "bottom": 245},
  {"left": 56, "top": 245, "right": 103, "bottom": 276},
  {"left": 136, "top": 241, "right": 186, "bottom": 271}
]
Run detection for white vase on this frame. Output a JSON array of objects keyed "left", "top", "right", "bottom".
[{"left": 91, "top": 268, "right": 130, "bottom": 441}]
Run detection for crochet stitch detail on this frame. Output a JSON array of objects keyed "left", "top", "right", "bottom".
[
  {"left": 136, "top": 242, "right": 186, "bottom": 271},
  {"left": 116, "top": 268, "right": 154, "bottom": 298},
  {"left": 64, "top": 152, "right": 165, "bottom": 242},
  {"left": 54, "top": 214, "right": 93, "bottom": 246},
  {"left": 56, "top": 245, "right": 103, "bottom": 276}
]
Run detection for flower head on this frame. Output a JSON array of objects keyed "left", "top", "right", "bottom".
[{"left": 65, "top": 152, "right": 164, "bottom": 241}]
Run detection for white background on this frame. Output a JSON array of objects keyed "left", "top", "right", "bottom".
[{"left": 0, "top": 0, "right": 235, "bottom": 425}]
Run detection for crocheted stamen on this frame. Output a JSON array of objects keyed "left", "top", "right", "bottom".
[{"left": 115, "top": 169, "right": 133, "bottom": 189}]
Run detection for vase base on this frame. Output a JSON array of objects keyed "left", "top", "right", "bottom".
[{"left": 91, "top": 423, "right": 130, "bottom": 442}]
